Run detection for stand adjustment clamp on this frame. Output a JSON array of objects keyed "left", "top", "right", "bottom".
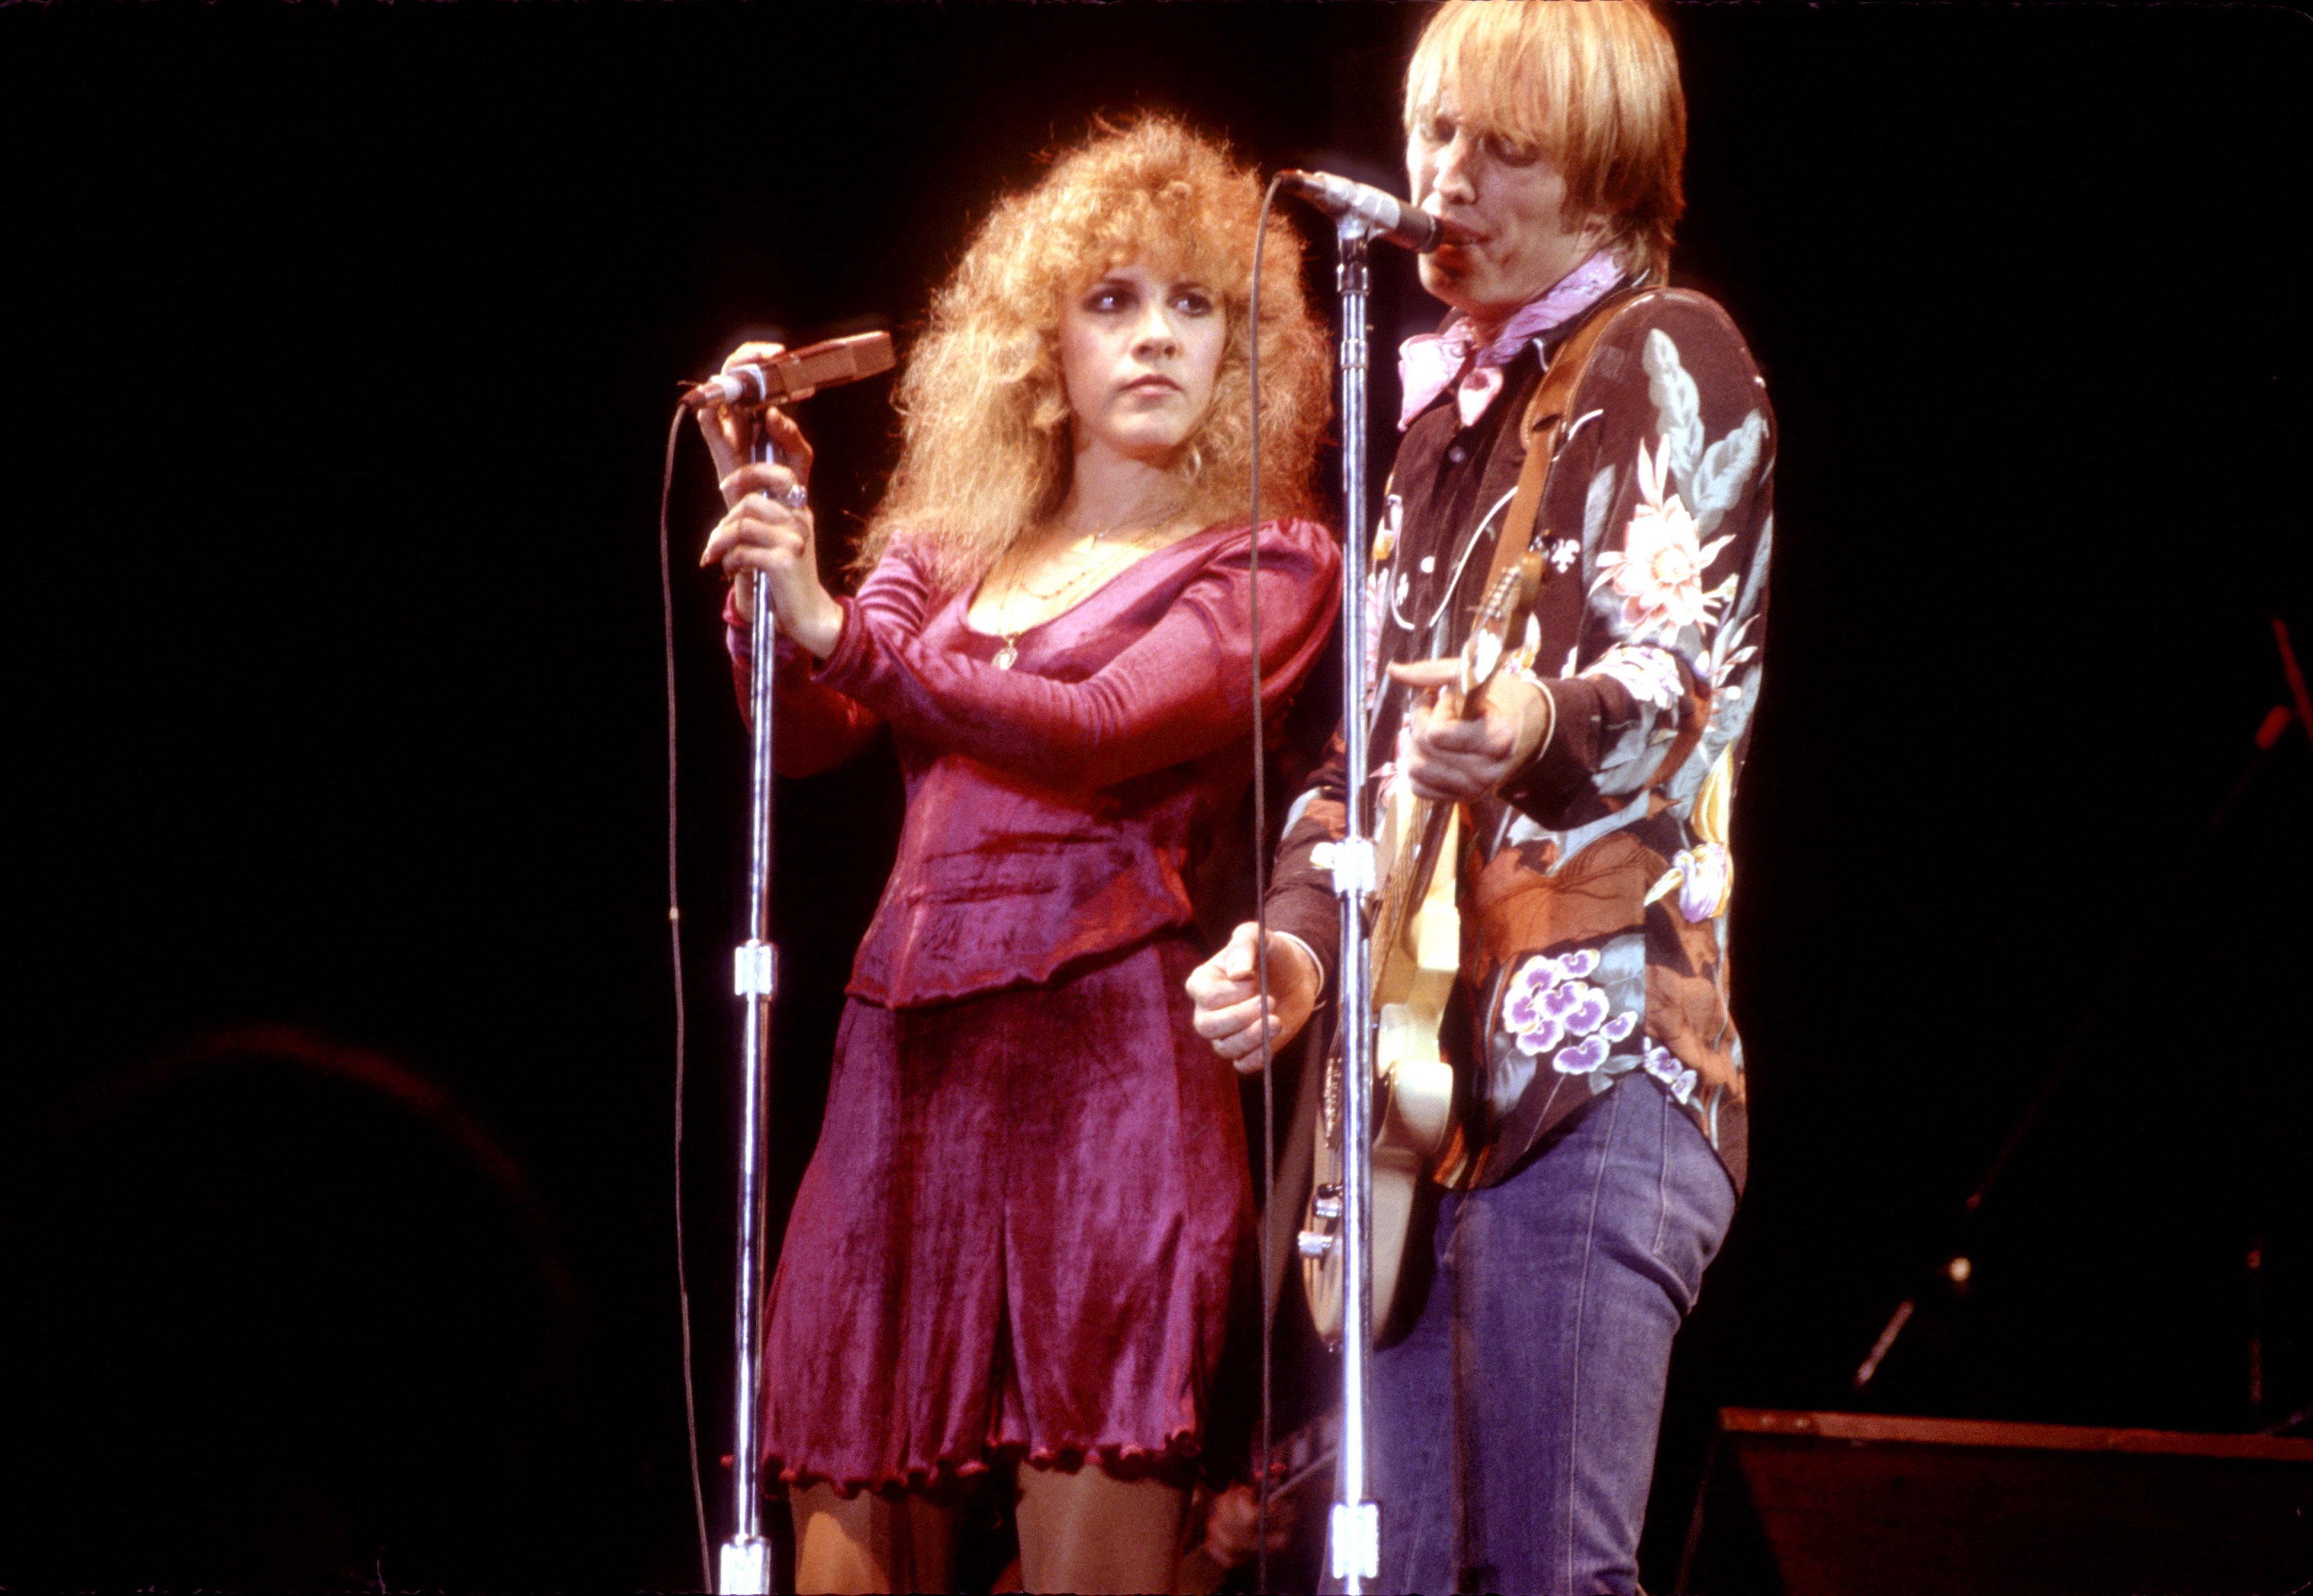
[
  {"left": 1329, "top": 1500, "right": 1381, "bottom": 1582},
  {"left": 733, "top": 941, "right": 779, "bottom": 998}
]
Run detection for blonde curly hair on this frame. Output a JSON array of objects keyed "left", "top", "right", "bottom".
[{"left": 857, "top": 115, "right": 1333, "bottom": 593}]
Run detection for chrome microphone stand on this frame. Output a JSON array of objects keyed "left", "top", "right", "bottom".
[
  {"left": 719, "top": 426, "right": 784, "bottom": 1596},
  {"left": 1322, "top": 211, "right": 1383, "bottom": 1594}
]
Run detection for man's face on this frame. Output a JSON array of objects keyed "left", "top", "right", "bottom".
[{"left": 1407, "top": 82, "right": 1610, "bottom": 327}]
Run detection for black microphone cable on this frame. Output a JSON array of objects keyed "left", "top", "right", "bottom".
[
  {"left": 658, "top": 399, "right": 715, "bottom": 1593},
  {"left": 1247, "top": 168, "right": 1286, "bottom": 1596}
]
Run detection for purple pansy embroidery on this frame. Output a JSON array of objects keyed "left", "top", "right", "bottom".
[
  {"left": 1502, "top": 949, "right": 1639, "bottom": 1076},
  {"left": 1554, "top": 1033, "right": 1613, "bottom": 1075},
  {"left": 1641, "top": 1041, "right": 1699, "bottom": 1105}
]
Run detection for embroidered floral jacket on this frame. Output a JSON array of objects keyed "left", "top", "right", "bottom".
[{"left": 1266, "top": 289, "right": 1774, "bottom": 1190}]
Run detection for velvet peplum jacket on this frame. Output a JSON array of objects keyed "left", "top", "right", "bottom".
[{"left": 729, "top": 517, "right": 1341, "bottom": 1008}]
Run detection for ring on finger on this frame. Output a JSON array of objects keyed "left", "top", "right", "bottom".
[{"left": 780, "top": 482, "right": 809, "bottom": 511}]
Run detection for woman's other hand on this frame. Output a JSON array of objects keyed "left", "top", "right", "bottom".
[{"left": 1186, "top": 922, "right": 1321, "bottom": 1073}]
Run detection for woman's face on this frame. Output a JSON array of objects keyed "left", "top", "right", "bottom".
[{"left": 1057, "top": 258, "right": 1228, "bottom": 467}]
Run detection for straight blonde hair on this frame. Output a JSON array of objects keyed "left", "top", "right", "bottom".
[{"left": 1405, "top": 1, "right": 1687, "bottom": 282}]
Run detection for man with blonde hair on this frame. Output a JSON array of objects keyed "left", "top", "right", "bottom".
[{"left": 1190, "top": 3, "right": 1774, "bottom": 1589}]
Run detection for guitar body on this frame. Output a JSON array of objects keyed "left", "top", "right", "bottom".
[
  {"left": 1294, "top": 290, "right": 1661, "bottom": 1348},
  {"left": 1300, "top": 554, "right": 1552, "bottom": 1343},
  {"left": 1301, "top": 802, "right": 1462, "bottom": 1347}
]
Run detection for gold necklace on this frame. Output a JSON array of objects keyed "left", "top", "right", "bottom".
[{"left": 990, "top": 501, "right": 1184, "bottom": 669}]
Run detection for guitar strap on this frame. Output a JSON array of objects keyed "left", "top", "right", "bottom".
[
  {"left": 1421, "top": 287, "right": 1686, "bottom": 1190},
  {"left": 1484, "top": 284, "right": 1670, "bottom": 602}
]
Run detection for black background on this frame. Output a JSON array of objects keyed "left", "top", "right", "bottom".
[{"left": 4, "top": 3, "right": 2310, "bottom": 1589}]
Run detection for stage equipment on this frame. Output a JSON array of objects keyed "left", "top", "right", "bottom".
[
  {"left": 1276, "top": 179, "right": 1430, "bottom": 1595},
  {"left": 1851, "top": 612, "right": 2313, "bottom": 1400},
  {"left": 1681, "top": 1408, "right": 2313, "bottom": 1595},
  {"left": 706, "top": 334, "right": 892, "bottom": 1596}
]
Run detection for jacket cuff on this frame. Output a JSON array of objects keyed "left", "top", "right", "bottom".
[
  {"left": 1264, "top": 888, "right": 1341, "bottom": 997},
  {"left": 1498, "top": 672, "right": 1627, "bottom": 821},
  {"left": 807, "top": 594, "right": 867, "bottom": 688}
]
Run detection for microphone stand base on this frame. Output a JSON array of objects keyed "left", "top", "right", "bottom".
[{"left": 718, "top": 1534, "right": 771, "bottom": 1595}]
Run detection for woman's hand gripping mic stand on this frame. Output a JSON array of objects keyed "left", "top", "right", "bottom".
[{"left": 685, "top": 331, "right": 892, "bottom": 1596}]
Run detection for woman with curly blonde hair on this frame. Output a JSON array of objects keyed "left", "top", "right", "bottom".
[{"left": 698, "top": 116, "right": 1338, "bottom": 1593}]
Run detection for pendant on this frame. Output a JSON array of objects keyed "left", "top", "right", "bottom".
[{"left": 994, "top": 636, "right": 1019, "bottom": 670}]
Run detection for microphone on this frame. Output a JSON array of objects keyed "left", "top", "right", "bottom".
[
  {"left": 1278, "top": 170, "right": 1442, "bottom": 253},
  {"left": 684, "top": 330, "right": 895, "bottom": 408}
]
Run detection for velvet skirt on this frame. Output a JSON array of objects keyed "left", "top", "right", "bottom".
[{"left": 757, "top": 934, "right": 1256, "bottom": 1498}]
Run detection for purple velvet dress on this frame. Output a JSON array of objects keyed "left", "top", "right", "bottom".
[{"left": 734, "top": 518, "right": 1339, "bottom": 1497}]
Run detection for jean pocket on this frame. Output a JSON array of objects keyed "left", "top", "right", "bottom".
[{"left": 1647, "top": 1085, "right": 1736, "bottom": 1308}]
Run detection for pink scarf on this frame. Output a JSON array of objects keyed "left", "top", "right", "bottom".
[{"left": 1397, "top": 249, "right": 1626, "bottom": 430}]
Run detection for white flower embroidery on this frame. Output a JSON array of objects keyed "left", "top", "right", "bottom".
[
  {"left": 1585, "top": 643, "right": 1685, "bottom": 711},
  {"left": 1641, "top": 331, "right": 1766, "bottom": 538},
  {"left": 1643, "top": 330, "right": 1705, "bottom": 489},
  {"left": 1582, "top": 464, "right": 1619, "bottom": 550},
  {"left": 1592, "top": 440, "right": 1735, "bottom": 646},
  {"left": 1644, "top": 841, "right": 1730, "bottom": 922}
]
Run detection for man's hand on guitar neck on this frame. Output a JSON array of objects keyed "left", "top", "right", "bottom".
[
  {"left": 1389, "top": 656, "right": 1552, "bottom": 803},
  {"left": 1185, "top": 922, "right": 1323, "bottom": 1073}
]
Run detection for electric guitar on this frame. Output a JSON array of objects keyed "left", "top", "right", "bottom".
[{"left": 1299, "top": 550, "right": 1546, "bottom": 1344}]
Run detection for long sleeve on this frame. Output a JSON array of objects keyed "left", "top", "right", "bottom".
[
  {"left": 814, "top": 520, "right": 1340, "bottom": 793},
  {"left": 1495, "top": 334, "right": 1772, "bottom": 834},
  {"left": 722, "top": 590, "right": 886, "bottom": 777},
  {"left": 1266, "top": 744, "right": 1352, "bottom": 996}
]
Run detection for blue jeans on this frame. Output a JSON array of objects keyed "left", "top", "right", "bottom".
[{"left": 1359, "top": 1078, "right": 1736, "bottom": 1595}]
